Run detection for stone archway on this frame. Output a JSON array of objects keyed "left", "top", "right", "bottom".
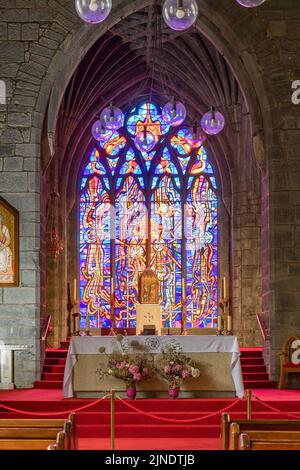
[{"left": 35, "top": 2, "right": 274, "bottom": 372}]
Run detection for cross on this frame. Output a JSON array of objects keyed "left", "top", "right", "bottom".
[{"left": 144, "top": 312, "right": 154, "bottom": 323}]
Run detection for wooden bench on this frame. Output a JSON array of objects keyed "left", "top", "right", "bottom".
[
  {"left": 221, "top": 413, "right": 300, "bottom": 450},
  {"left": 0, "top": 413, "right": 77, "bottom": 450},
  {"left": 239, "top": 431, "right": 300, "bottom": 450},
  {"left": 279, "top": 335, "right": 300, "bottom": 389},
  {"left": 0, "top": 430, "right": 68, "bottom": 451},
  {"left": 47, "top": 431, "right": 68, "bottom": 450}
]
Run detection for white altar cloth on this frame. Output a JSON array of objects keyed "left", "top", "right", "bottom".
[{"left": 63, "top": 335, "right": 244, "bottom": 398}]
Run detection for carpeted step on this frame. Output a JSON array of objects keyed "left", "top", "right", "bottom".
[
  {"left": 241, "top": 357, "right": 264, "bottom": 365},
  {"left": 33, "top": 380, "right": 64, "bottom": 389},
  {"left": 240, "top": 348, "right": 263, "bottom": 358},
  {"left": 45, "top": 349, "right": 68, "bottom": 358},
  {"left": 60, "top": 341, "right": 70, "bottom": 349},
  {"left": 242, "top": 365, "right": 266, "bottom": 373},
  {"left": 76, "top": 410, "right": 300, "bottom": 426},
  {"left": 244, "top": 380, "right": 277, "bottom": 389},
  {"left": 78, "top": 436, "right": 222, "bottom": 451},
  {"left": 41, "top": 373, "right": 64, "bottom": 381},
  {"left": 242, "top": 372, "right": 269, "bottom": 381},
  {"left": 43, "top": 365, "right": 65, "bottom": 373},
  {"left": 44, "top": 358, "right": 66, "bottom": 366},
  {"left": 77, "top": 423, "right": 221, "bottom": 438}
]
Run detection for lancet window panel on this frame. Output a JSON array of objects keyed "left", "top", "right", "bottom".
[{"left": 79, "top": 101, "right": 218, "bottom": 329}]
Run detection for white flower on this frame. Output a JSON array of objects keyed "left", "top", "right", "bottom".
[
  {"left": 108, "top": 369, "right": 113, "bottom": 375},
  {"left": 170, "top": 361, "right": 174, "bottom": 365},
  {"left": 191, "top": 367, "right": 200, "bottom": 378}
]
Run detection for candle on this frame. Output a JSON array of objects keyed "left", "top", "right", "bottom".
[
  {"left": 217, "top": 314, "right": 222, "bottom": 331},
  {"left": 74, "top": 278, "right": 77, "bottom": 300},
  {"left": 227, "top": 315, "right": 232, "bottom": 333},
  {"left": 222, "top": 276, "right": 227, "bottom": 299}
]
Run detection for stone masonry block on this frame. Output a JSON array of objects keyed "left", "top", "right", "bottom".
[
  {"left": 4, "top": 287, "right": 39, "bottom": 305},
  {"left": 15, "top": 143, "right": 39, "bottom": 157},
  {"left": 0, "top": 172, "right": 28, "bottom": 192},
  {"left": 8, "top": 23, "right": 21, "bottom": 41},
  {"left": 21, "top": 23, "right": 39, "bottom": 41},
  {"left": 3, "top": 156, "right": 23, "bottom": 171},
  {"left": 0, "top": 42, "right": 24, "bottom": 62}
]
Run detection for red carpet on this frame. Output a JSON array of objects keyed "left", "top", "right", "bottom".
[
  {"left": 0, "top": 344, "right": 296, "bottom": 450},
  {"left": 1, "top": 389, "right": 300, "bottom": 449}
]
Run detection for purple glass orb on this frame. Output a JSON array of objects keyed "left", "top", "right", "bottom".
[
  {"left": 201, "top": 110, "right": 225, "bottom": 135},
  {"left": 184, "top": 127, "right": 206, "bottom": 148},
  {"left": 100, "top": 105, "right": 124, "bottom": 131},
  {"left": 75, "top": 0, "right": 112, "bottom": 24},
  {"left": 162, "top": 100, "right": 186, "bottom": 127},
  {"left": 162, "top": 0, "right": 198, "bottom": 31},
  {"left": 134, "top": 130, "right": 156, "bottom": 152},
  {"left": 91, "top": 120, "right": 112, "bottom": 142},
  {"left": 236, "top": 0, "right": 266, "bottom": 7}
]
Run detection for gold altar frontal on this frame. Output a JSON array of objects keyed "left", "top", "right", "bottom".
[{"left": 72, "top": 348, "right": 236, "bottom": 398}]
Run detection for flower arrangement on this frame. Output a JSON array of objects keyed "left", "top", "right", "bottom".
[
  {"left": 157, "top": 343, "right": 201, "bottom": 390},
  {"left": 97, "top": 334, "right": 155, "bottom": 390}
]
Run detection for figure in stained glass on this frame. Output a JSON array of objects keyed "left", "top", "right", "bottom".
[{"left": 80, "top": 102, "right": 218, "bottom": 329}]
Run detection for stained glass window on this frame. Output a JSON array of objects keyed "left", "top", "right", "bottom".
[{"left": 80, "top": 102, "right": 218, "bottom": 329}]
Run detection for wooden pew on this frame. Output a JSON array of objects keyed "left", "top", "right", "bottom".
[
  {"left": 0, "top": 413, "right": 77, "bottom": 450},
  {"left": 239, "top": 431, "right": 300, "bottom": 450},
  {"left": 229, "top": 421, "right": 300, "bottom": 450},
  {"left": 221, "top": 413, "right": 300, "bottom": 450},
  {"left": 0, "top": 430, "right": 67, "bottom": 450}
]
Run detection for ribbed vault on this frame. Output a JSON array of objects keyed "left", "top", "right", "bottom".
[{"left": 53, "top": 6, "right": 245, "bottom": 194}]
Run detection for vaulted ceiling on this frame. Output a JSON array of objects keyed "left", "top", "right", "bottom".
[{"left": 55, "top": 6, "right": 245, "bottom": 188}]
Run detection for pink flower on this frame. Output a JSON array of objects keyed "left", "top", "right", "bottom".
[
  {"left": 164, "top": 365, "right": 171, "bottom": 374},
  {"left": 142, "top": 367, "right": 149, "bottom": 377},
  {"left": 128, "top": 364, "right": 139, "bottom": 374},
  {"left": 174, "top": 364, "right": 182, "bottom": 372},
  {"left": 116, "top": 361, "right": 126, "bottom": 369},
  {"left": 133, "top": 372, "right": 142, "bottom": 381},
  {"left": 182, "top": 369, "right": 190, "bottom": 379}
]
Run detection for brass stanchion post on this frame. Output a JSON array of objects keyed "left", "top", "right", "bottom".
[
  {"left": 110, "top": 389, "right": 115, "bottom": 450},
  {"left": 247, "top": 389, "right": 252, "bottom": 420}
]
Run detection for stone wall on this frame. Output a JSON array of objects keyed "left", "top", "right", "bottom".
[{"left": 0, "top": 0, "right": 299, "bottom": 386}]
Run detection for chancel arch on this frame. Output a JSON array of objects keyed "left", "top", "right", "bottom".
[{"left": 43, "top": 5, "right": 265, "bottom": 355}]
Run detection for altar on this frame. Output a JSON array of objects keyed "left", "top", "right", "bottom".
[{"left": 63, "top": 335, "right": 244, "bottom": 398}]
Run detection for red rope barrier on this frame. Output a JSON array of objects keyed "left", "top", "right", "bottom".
[
  {"left": 115, "top": 395, "right": 243, "bottom": 423},
  {"left": 0, "top": 395, "right": 108, "bottom": 417},
  {"left": 253, "top": 394, "right": 300, "bottom": 420}
]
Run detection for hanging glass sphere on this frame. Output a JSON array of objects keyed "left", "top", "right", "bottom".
[
  {"left": 100, "top": 104, "right": 124, "bottom": 131},
  {"left": 184, "top": 125, "right": 206, "bottom": 148},
  {"left": 235, "top": 0, "right": 266, "bottom": 7},
  {"left": 201, "top": 108, "right": 225, "bottom": 135},
  {"left": 91, "top": 120, "right": 112, "bottom": 142},
  {"left": 75, "top": 0, "right": 112, "bottom": 24},
  {"left": 134, "top": 130, "right": 156, "bottom": 153},
  {"left": 162, "top": 0, "right": 198, "bottom": 31},
  {"left": 162, "top": 99, "right": 186, "bottom": 127}
]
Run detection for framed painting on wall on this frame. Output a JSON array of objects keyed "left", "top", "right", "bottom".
[{"left": 0, "top": 197, "right": 19, "bottom": 287}]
